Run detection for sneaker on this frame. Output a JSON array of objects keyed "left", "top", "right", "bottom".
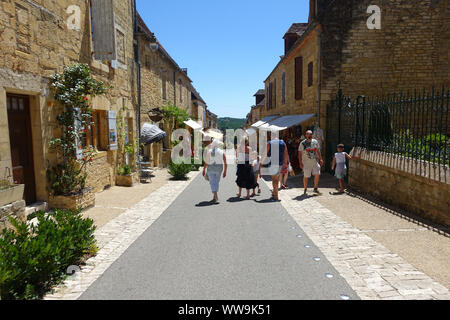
[
  {"left": 313, "top": 188, "right": 321, "bottom": 194},
  {"left": 303, "top": 189, "right": 307, "bottom": 195}
]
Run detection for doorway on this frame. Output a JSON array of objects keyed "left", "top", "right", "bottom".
[{"left": 6, "top": 94, "right": 36, "bottom": 204}]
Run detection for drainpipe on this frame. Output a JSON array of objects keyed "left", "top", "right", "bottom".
[
  {"left": 133, "top": 0, "right": 141, "bottom": 164},
  {"left": 173, "top": 70, "right": 177, "bottom": 106},
  {"left": 316, "top": 24, "right": 322, "bottom": 127}
]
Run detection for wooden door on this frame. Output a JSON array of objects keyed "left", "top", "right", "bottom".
[{"left": 7, "top": 94, "right": 36, "bottom": 204}]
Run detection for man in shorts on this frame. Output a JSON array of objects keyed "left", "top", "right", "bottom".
[{"left": 298, "top": 130, "right": 324, "bottom": 195}]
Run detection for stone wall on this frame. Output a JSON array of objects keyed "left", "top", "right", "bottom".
[
  {"left": 0, "top": 0, "right": 138, "bottom": 202},
  {"left": 85, "top": 151, "right": 113, "bottom": 193},
  {"left": 319, "top": 0, "right": 450, "bottom": 109},
  {"left": 349, "top": 149, "right": 450, "bottom": 228},
  {"left": 0, "top": 200, "right": 25, "bottom": 230}
]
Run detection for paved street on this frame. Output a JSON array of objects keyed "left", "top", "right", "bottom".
[
  {"left": 79, "top": 166, "right": 358, "bottom": 300},
  {"left": 45, "top": 165, "right": 450, "bottom": 301}
]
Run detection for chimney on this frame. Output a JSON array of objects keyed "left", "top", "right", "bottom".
[{"left": 309, "top": 0, "right": 317, "bottom": 23}]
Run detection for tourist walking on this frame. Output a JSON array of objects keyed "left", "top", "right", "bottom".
[
  {"left": 331, "top": 144, "right": 359, "bottom": 194},
  {"left": 236, "top": 137, "right": 258, "bottom": 200},
  {"left": 279, "top": 155, "right": 291, "bottom": 190},
  {"left": 203, "top": 139, "right": 227, "bottom": 204},
  {"left": 298, "top": 130, "right": 324, "bottom": 195},
  {"left": 260, "top": 132, "right": 289, "bottom": 202},
  {"left": 251, "top": 151, "right": 261, "bottom": 197}
]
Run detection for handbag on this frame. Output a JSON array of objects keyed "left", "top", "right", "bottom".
[{"left": 204, "top": 172, "right": 209, "bottom": 181}]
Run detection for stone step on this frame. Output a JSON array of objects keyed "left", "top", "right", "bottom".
[{"left": 25, "top": 201, "right": 48, "bottom": 217}]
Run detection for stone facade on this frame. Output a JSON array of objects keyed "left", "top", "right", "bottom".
[
  {"left": 138, "top": 16, "right": 205, "bottom": 168},
  {"left": 318, "top": 0, "right": 450, "bottom": 111},
  {"left": 255, "top": 0, "right": 449, "bottom": 163},
  {"left": 0, "top": 199, "right": 26, "bottom": 230},
  {"left": 349, "top": 149, "right": 450, "bottom": 228},
  {"left": 0, "top": 0, "right": 138, "bottom": 202},
  {"left": 262, "top": 27, "right": 320, "bottom": 126}
]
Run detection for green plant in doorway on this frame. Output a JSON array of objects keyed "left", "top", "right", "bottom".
[{"left": 46, "top": 64, "right": 110, "bottom": 196}]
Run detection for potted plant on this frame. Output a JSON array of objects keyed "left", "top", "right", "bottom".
[
  {"left": 115, "top": 108, "right": 139, "bottom": 187},
  {"left": 0, "top": 173, "right": 25, "bottom": 208},
  {"left": 46, "top": 64, "right": 109, "bottom": 210}
]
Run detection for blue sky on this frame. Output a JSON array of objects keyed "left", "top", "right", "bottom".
[{"left": 137, "top": 0, "right": 309, "bottom": 119}]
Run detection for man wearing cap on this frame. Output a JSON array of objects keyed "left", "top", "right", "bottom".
[{"left": 298, "top": 130, "right": 324, "bottom": 195}]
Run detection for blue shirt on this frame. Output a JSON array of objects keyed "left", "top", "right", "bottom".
[{"left": 268, "top": 139, "right": 286, "bottom": 166}]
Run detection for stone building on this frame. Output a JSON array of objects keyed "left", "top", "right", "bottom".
[
  {"left": 253, "top": 0, "right": 449, "bottom": 162},
  {"left": 0, "top": 0, "right": 138, "bottom": 209},
  {"left": 191, "top": 86, "right": 207, "bottom": 128},
  {"left": 206, "top": 109, "right": 218, "bottom": 129},
  {"left": 137, "top": 15, "right": 203, "bottom": 167}
]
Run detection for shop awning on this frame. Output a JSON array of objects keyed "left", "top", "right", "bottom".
[
  {"left": 246, "top": 128, "right": 257, "bottom": 135},
  {"left": 251, "top": 115, "right": 280, "bottom": 128},
  {"left": 184, "top": 119, "right": 203, "bottom": 130},
  {"left": 201, "top": 129, "right": 224, "bottom": 140},
  {"left": 259, "top": 114, "right": 316, "bottom": 131},
  {"left": 140, "top": 123, "right": 167, "bottom": 145}
]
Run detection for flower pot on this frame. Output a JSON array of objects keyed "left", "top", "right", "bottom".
[
  {"left": 0, "top": 184, "right": 25, "bottom": 207},
  {"left": 116, "top": 172, "right": 139, "bottom": 187},
  {"left": 48, "top": 188, "right": 95, "bottom": 211}
]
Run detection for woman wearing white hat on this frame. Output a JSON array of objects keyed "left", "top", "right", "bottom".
[{"left": 203, "top": 139, "right": 228, "bottom": 204}]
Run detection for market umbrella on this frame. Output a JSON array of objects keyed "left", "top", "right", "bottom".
[{"left": 140, "top": 123, "right": 167, "bottom": 145}]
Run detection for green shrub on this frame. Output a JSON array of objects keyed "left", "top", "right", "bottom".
[
  {"left": 168, "top": 161, "right": 191, "bottom": 180},
  {"left": 118, "top": 164, "right": 131, "bottom": 176},
  {"left": 0, "top": 209, "right": 96, "bottom": 300}
]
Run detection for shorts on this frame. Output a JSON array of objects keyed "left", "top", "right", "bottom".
[
  {"left": 303, "top": 163, "right": 321, "bottom": 178},
  {"left": 261, "top": 164, "right": 282, "bottom": 176},
  {"left": 335, "top": 163, "right": 347, "bottom": 179}
]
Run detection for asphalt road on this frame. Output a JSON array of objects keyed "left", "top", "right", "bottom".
[{"left": 80, "top": 166, "right": 358, "bottom": 300}]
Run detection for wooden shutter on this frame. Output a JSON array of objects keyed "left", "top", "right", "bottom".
[
  {"left": 308, "top": 62, "right": 313, "bottom": 87},
  {"left": 91, "top": 0, "right": 117, "bottom": 61},
  {"left": 295, "top": 56, "right": 303, "bottom": 100}
]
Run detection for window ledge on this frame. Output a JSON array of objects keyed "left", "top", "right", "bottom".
[{"left": 91, "top": 59, "right": 110, "bottom": 73}]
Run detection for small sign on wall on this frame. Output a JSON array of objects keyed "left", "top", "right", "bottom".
[{"left": 108, "top": 110, "right": 118, "bottom": 150}]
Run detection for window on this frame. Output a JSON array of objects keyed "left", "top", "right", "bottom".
[
  {"left": 273, "top": 78, "right": 277, "bottom": 109},
  {"left": 116, "top": 27, "right": 126, "bottom": 64},
  {"left": 295, "top": 56, "right": 303, "bottom": 100},
  {"left": 179, "top": 79, "right": 183, "bottom": 103},
  {"left": 308, "top": 62, "right": 313, "bottom": 87},
  {"left": 282, "top": 72, "right": 286, "bottom": 104},
  {"left": 145, "top": 55, "right": 151, "bottom": 69},
  {"left": 82, "top": 110, "right": 107, "bottom": 151},
  {"left": 162, "top": 71, "right": 167, "bottom": 100},
  {"left": 268, "top": 82, "right": 273, "bottom": 110}
]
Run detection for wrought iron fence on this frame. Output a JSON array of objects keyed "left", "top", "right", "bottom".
[{"left": 326, "top": 87, "right": 449, "bottom": 183}]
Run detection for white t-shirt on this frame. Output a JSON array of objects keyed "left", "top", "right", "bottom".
[
  {"left": 335, "top": 152, "right": 347, "bottom": 164},
  {"left": 299, "top": 139, "right": 320, "bottom": 166}
]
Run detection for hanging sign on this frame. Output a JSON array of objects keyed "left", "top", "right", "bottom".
[
  {"left": 108, "top": 110, "right": 118, "bottom": 150},
  {"left": 74, "top": 108, "right": 84, "bottom": 160}
]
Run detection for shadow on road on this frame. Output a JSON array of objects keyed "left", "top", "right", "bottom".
[
  {"left": 292, "top": 194, "right": 320, "bottom": 201},
  {"left": 227, "top": 197, "right": 246, "bottom": 203},
  {"left": 195, "top": 201, "right": 218, "bottom": 207}
]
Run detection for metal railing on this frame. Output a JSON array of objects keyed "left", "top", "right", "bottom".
[{"left": 327, "top": 86, "right": 449, "bottom": 183}]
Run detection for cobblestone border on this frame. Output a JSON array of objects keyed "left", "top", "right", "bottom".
[
  {"left": 44, "top": 171, "right": 200, "bottom": 300},
  {"left": 262, "top": 180, "right": 450, "bottom": 300}
]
